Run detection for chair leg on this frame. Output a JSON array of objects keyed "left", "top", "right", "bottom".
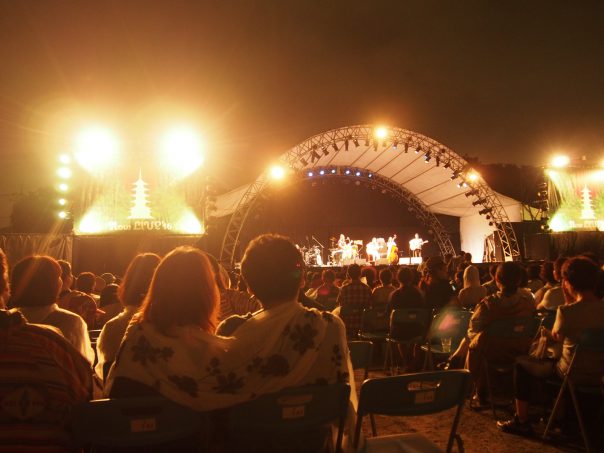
[
  {"left": 483, "top": 361, "right": 497, "bottom": 420},
  {"left": 543, "top": 378, "right": 568, "bottom": 441},
  {"left": 370, "top": 414, "right": 377, "bottom": 437},
  {"left": 568, "top": 381, "right": 591, "bottom": 453}
]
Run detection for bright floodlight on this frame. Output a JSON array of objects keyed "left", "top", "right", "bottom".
[
  {"left": 57, "top": 166, "right": 72, "bottom": 179},
  {"left": 467, "top": 171, "right": 480, "bottom": 182},
  {"left": 58, "top": 211, "right": 67, "bottom": 219},
  {"left": 269, "top": 165, "right": 286, "bottom": 180},
  {"left": 58, "top": 183, "right": 69, "bottom": 192},
  {"left": 58, "top": 154, "right": 71, "bottom": 164},
  {"left": 58, "top": 198, "right": 67, "bottom": 206},
  {"left": 160, "top": 126, "right": 204, "bottom": 178},
  {"left": 374, "top": 126, "right": 388, "bottom": 140},
  {"left": 551, "top": 155, "right": 570, "bottom": 168},
  {"left": 74, "top": 126, "right": 119, "bottom": 173}
]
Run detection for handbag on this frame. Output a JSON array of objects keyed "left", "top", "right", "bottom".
[{"left": 529, "top": 328, "right": 562, "bottom": 360}]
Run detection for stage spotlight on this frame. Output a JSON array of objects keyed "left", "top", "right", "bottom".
[
  {"left": 424, "top": 151, "right": 432, "bottom": 163},
  {"left": 551, "top": 155, "right": 570, "bottom": 168},
  {"left": 344, "top": 139, "right": 349, "bottom": 151},
  {"left": 321, "top": 146, "right": 330, "bottom": 156},
  {"left": 299, "top": 157, "right": 308, "bottom": 166},
  {"left": 307, "top": 171, "right": 314, "bottom": 177},
  {"left": 319, "top": 170, "right": 325, "bottom": 175},
  {"left": 415, "top": 147, "right": 420, "bottom": 154},
  {"left": 58, "top": 183, "right": 69, "bottom": 192},
  {"left": 269, "top": 165, "right": 286, "bottom": 180},
  {"left": 58, "top": 198, "right": 67, "bottom": 206},
  {"left": 443, "top": 161, "right": 451, "bottom": 169},
  {"left": 404, "top": 142, "right": 409, "bottom": 153},
  {"left": 464, "top": 189, "right": 479, "bottom": 197},
  {"left": 310, "top": 149, "right": 321, "bottom": 163},
  {"left": 345, "top": 169, "right": 351, "bottom": 175},
  {"left": 368, "top": 173, "right": 373, "bottom": 178},
  {"left": 435, "top": 155, "right": 440, "bottom": 166},
  {"left": 57, "top": 167, "right": 72, "bottom": 178},
  {"left": 74, "top": 125, "right": 119, "bottom": 174},
  {"left": 353, "top": 138, "right": 359, "bottom": 147},
  {"left": 355, "top": 171, "right": 361, "bottom": 177},
  {"left": 457, "top": 181, "right": 468, "bottom": 188},
  {"left": 332, "top": 143, "right": 338, "bottom": 152},
  {"left": 373, "top": 142, "right": 378, "bottom": 151},
  {"left": 393, "top": 139, "right": 399, "bottom": 149},
  {"left": 451, "top": 171, "right": 460, "bottom": 180},
  {"left": 159, "top": 126, "right": 204, "bottom": 178},
  {"left": 466, "top": 171, "right": 480, "bottom": 182},
  {"left": 472, "top": 198, "right": 487, "bottom": 206},
  {"left": 331, "top": 168, "right": 336, "bottom": 174},
  {"left": 478, "top": 207, "right": 493, "bottom": 215},
  {"left": 58, "top": 154, "right": 71, "bottom": 164},
  {"left": 58, "top": 211, "right": 68, "bottom": 219},
  {"left": 374, "top": 126, "right": 388, "bottom": 140}
]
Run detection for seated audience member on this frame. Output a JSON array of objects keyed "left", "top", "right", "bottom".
[
  {"left": 498, "top": 257, "right": 604, "bottom": 434},
  {"left": 336, "top": 264, "right": 373, "bottom": 338},
  {"left": 100, "top": 272, "right": 116, "bottom": 286},
  {"left": 313, "top": 269, "right": 340, "bottom": 311},
  {"left": 533, "top": 261, "right": 555, "bottom": 305},
  {"left": 388, "top": 267, "right": 424, "bottom": 310},
  {"left": 482, "top": 264, "right": 499, "bottom": 296},
  {"left": 96, "top": 253, "right": 160, "bottom": 381},
  {"left": 421, "top": 257, "right": 456, "bottom": 310},
  {"left": 372, "top": 268, "right": 396, "bottom": 308},
  {"left": 525, "top": 263, "right": 543, "bottom": 294},
  {"left": 9, "top": 256, "right": 95, "bottom": 364},
  {"left": 536, "top": 257, "right": 567, "bottom": 311},
  {"left": 458, "top": 265, "right": 487, "bottom": 309},
  {"left": 361, "top": 266, "right": 377, "bottom": 289},
  {"left": 453, "top": 262, "right": 535, "bottom": 405},
  {"left": 0, "top": 309, "right": 93, "bottom": 450},
  {"left": 107, "top": 239, "right": 351, "bottom": 414},
  {"left": 65, "top": 291, "right": 99, "bottom": 330},
  {"left": 98, "top": 283, "right": 121, "bottom": 324},
  {"left": 57, "top": 260, "right": 75, "bottom": 309}
]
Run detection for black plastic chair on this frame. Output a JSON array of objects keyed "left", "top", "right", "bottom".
[
  {"left": 479, "top": 316, "right": 541, "bottom": 419},
  {"left": 353, "top": 370, "right": 471, "bottom": 452},
  {"left": 338, "top": 305, "right": 365, "bottom": 340},
  {"left": 359, "top": 307, "right": 389, "bottom": 343},
  {"left": 72, "top": 396, "right": 208, "bottom": 452},
  {"left": 227, "top": 383, "right": 350, "bottom": 453},
  {"left": 421, "top": 309, "right": 471, "bottom": 370},
  {"left": 384, "top": 308, "right": 432, "bottom": 374},
  {"left": 543, "top": 327, "right": 604, "bottom": 452},
  {"left": 348, "top": 340, "right": 373, "bottom": 380}
]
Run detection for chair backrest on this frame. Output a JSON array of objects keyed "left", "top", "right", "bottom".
[
  {"left": 389, "top": 308, "right": 432, "bottom": 341},
  {"left": 228, "top": 383, "right": 350, "bottom": 452},
  {"left": 536, "top": 310, "right": 557, "bottom": 331},
  {"left": 71, "top": 396, "right": 206, "bottom": 448},
  {"left": 485, "top": 316, "right": 540, "bottom": 339},
  {"left": 88, "top": 329, "right": 102, "bottom": 342},
  {"left": 577, "top": 326, "right": 604, "bottom": 352},
  {"left": 354, "top": 370, "right": 471, "bottom": 449},
  {"left": 348, "top": 341, "right": 373, "bottom": 379},
  {"left": 361, "top": 307, "right": 389, "bottom": 334}
]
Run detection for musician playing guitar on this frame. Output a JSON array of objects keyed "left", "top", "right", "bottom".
[
  {"left": 409, "top": 233, "right": 428, "bottom": 257},
  {"left": 387, "top": 235, "right": 398, "bottom": 264}
]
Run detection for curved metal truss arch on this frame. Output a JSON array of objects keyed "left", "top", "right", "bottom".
[{"left": 220, "top": 125, "right": 521, "bottom": 265}]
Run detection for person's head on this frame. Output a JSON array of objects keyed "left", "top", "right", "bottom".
[
  {"left": 561, "top": 256, "right": 601, "bottom": 298},
  {"left": 76, "top": 272, "right": 96, "bottom": 294},
  {"left": 118, "top": 253, "right": 161, "bottom": 308},
  {"left": 463, "top": 252, "right": 472, "bottom": 263},
  {"left": 346, "top": 264, "right": 361, "bottom": 281},
  {"left": 241, "top": 234, "right": 304, "bottom": 308},
  {"left": 361, "top": 267, "right": 376, "bottom": 286},
  {"left": 205, "top": 252, "right": 230, "bottom": 291},
  {"left": 553, "top": 256, "right": 568, "bottom": 283},
  {"left": 100, "top": 283, "right": 120, "bottom": 308},
  {"left": 0, "top": 249, "right": 9, "bottom": 307},
  {"left": 397, "top": 267, "right": 414, "bottom": 286},
  {"left": 94, "top": 276, "right": 107, "bottom": 294},
  {"left": 322, "top": 269, "right": 335, "bottom": 284},
  {"left": 140, "top": 247, "right": 219, "bottom": 334},
  {"left": 57, "top": 260, "right": 73, "bottom": 291},
  {"left": 444, "top": 253, "right": 453, "bottom": 263},
  {"left": 463, "top": 265, "right": 481, "bottom": 288},
  {"left": 526, "top": 263, "right": 541, "bottom": 281},
  {"left": 9, "top": 255, "right": 61, "bottom": 308},
  {"left": 540, "top": 261, "right": 556, "bottom": 285},
  {"left": 100, "top": 272, "right": 116, "bottom": 285},
  {"left": 495, "top": 262, "right": 522, "bottom": 296},
  {"left": 425, "top": 257, "right": 447, "bottom": 280},
  {"left": 379, "top": 268, "right": 393, "bottom": 286}
]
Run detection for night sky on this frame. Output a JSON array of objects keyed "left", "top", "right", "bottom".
[{"left": 0, "top": 0, "right": 603, "bottom": 217}]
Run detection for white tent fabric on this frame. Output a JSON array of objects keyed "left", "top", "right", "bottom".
[{"left": 214, "top": 133, "right": 523, "bottom": 263}]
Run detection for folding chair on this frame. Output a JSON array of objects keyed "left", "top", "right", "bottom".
[
  {"left": 421, "top": 309, "right": 471, "bottom": 370},
  {"left": 227, "top": 383, "right": 350, "bottom": 453},
  {"left": 353, "top": 370, "right": 471, "bottom": 452},
  {"left": 71, "top": 396, "right": 208, "bottom": 452},
  {"left": 479, "top": 316, "right": 540, "bottom": 419},
  {"left": 359, "top": 307, "right": 389, "bottom": 343},
  {"left": 384, "top": 308, "right": 432, "bottom": 374},
  {"left": 543, "top": 327, "right": 604, "bottom": 453},
  {"left": 349, "top": 341, "right": 373, "bottom": 380},
  {"left": 339, "top": 305, "right": 365, "bottom": 340}
]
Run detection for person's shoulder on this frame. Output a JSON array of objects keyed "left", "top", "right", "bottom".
[{"left": 216, "top": 313, "right": 254, "bottom": 337}]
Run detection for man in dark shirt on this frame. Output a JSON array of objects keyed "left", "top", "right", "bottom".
[
  {"left": 388, "top": 267, "right": 423, "bottom": 310},
  {"left": 421, "top": 257, "right": 455, "bottom": 310}
]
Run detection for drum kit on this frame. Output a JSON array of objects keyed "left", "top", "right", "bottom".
[{"left": 300, "top": 245, "right": 324, "bottom": 266}]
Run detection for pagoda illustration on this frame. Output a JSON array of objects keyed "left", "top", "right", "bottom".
[
  {"left": 580, "top": 184, "right": 595, "bottom": 220},
  {"left": 128, "top": 169, "right": 153, "bottom": 219}
]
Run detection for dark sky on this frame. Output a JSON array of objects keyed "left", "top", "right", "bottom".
[{"left": 0, "top": 0, "right": 603, "bottom": 197}]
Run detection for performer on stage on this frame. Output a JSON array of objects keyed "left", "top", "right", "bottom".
[
  {"left": 409, "top": 233, "right": 427, "bottom": 257},
  {"left": 366, "top": 237, "right": 380, "bottom": 262},
  {"left": 387, "top": 235, "right": 398, "bottom": 264}
]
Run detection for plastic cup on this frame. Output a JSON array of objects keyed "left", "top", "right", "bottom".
[{"left": 441, "top": 337, "right": 452, "bottom": 353}]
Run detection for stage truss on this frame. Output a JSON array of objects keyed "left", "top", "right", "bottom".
[{"left": 220, "top": 125, "right": 521, "bottom": 266}]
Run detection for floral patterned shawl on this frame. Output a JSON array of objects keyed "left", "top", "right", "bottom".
[{"left": 105, "top": 301, "right": 353, "bottom": 412}]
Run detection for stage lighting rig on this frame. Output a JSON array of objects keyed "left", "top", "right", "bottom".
[
  {"left": 404, "top": 142, "right": 409, "bottom": 153},
  {"left": 310, "top": 147, "right": 322, "bottom": 163},
  {"left": 322, "top": 145, "right": 330, "bottom": 156},
  {"left": 299, "top": 157, "right": 308, "bottom": 166},
  {"left": 479, "top": 207, "right": 493, "bottom": 216},
  {"left": 451, "top": 170, "right": 460, "bottom": 180},
  {"left": 472, "top": 198, "right": 487, "bottom": 206},
  {"left": 353, "top": 138, "right": 359, "bottom": 147},
  {"left": 424, "top": 151, "right": 432, "bottom": 163},
  {"left": 393, "top": 139, "right": 399, "bottom": 149},
  {"left": 464, "top": 189, "right": 479, "bottom": 197}
]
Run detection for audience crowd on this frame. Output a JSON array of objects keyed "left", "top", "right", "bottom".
[{"left": 0, "top": 238, "right": 603, "bottom": 451}]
